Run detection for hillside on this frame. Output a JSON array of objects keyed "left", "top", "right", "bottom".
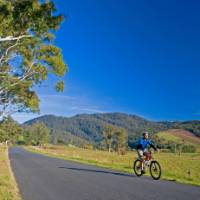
[
  {"left": 155, "top": 129, "right": 200, "bottom": 153},
  {"left": 157, "top": 129, "right": 200, "bottom": 145},
  {"left": 170, "top": 121, "right": 200, "bottom": 137},
  {"left": 24, "top": 113, "right": 167, "bottom": 144},
  {"left": 24, "top": 113, "right": 200, "bottom": 146}
]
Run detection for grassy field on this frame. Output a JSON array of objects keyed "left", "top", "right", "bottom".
[
  {"left": 26, "top": 145, "right": 200, "bottom": 187},
  {"left": 157, "top": 131, "right": 183, "bottom": 143},
  {"left": 157, "top": 129, "right": 200, "bottom": 154},
  {"left": 157, "top": 129, "right": 200, "bottom": 147},
  {"left": 0, "top": 145, "right": 21, "bottom": 200}
]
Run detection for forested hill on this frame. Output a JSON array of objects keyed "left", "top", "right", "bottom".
[
  {"left": 24, "top": 113, "right": 200, "bottom": 144},
  {"left": 24, "top": 113, "right": 166, "bottom": 143}
]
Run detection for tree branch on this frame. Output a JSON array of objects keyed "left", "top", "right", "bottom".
[
  {"left": 0, "top": 40, "right": 20, "bottom": 63},
  {"left": 0, "top": 60, "right": 35, "bottom": 94},
  {"left": 0, "top": 35, "right": 33, "bottom": 42}
]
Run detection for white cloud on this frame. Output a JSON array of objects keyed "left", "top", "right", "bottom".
[{"left": 13, "top": 94, "right": 107, "bottom": 123}]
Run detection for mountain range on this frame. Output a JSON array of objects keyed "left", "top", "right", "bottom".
[{"left": 24, "top": 113, "right": 200, "bottom": 146}]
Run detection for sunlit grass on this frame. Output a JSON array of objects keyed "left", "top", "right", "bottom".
[
  {"left": 0, "top": 145, "right": 21, "bottom": 200},
  {"left": 157, "top": 131, "right": 182, "bottom": 142},
  {"left": 157, "top": 129, "right": 200, "bottom": 147},
  {"left": 26, "top": 145, "right": 200, "bottom": 186}
]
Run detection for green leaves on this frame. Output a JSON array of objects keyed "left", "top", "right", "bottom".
[
  {"left": 39, "top": 44, "right": 67, "bottom": 76},
  {"left": 0, "top": 117, "right": 22, "bottom": 143},
  {"left": 103, "top": 125, "right": 128, "bottom": 154},
  {"left": 0, "top": 0, "right": 68, "bottom": 116},
  {"left": 56, "top": 81, "right": 64, "bottom": 92},
  {"left": 23, "top": 122, "right": 50, "bottom": 146}
]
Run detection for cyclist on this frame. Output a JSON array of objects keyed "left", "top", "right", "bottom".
[{"left": 136, "top": 131, "right": 157, "bottom": 174}]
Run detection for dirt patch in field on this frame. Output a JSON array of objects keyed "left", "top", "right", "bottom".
[{"left": 169, "top": 129, "right": 200, "bottom": 145}]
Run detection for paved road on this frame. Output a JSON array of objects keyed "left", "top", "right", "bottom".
[{"left": 9, "top": 147, "right": 200, "bottom": 200}]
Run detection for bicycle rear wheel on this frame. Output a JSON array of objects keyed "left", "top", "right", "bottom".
[
  {"left": 133, "top": 159, "right": 143, "bottom": 176},
  {"left": 149, "top": 160, "right": 161, "bottom": 180}
]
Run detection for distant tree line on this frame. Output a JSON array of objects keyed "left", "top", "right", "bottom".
[
  {"left": 0, "top": 117, "right": 129, "bottom": 153},
  {"left": 0, "top": 116, "right": 198, "bottom": 154},
  {"left": 24, "top": 114, "right": 200, "bottom": 150},
  {"left": 24, "top": 113, "right": 166, "bottom": 144},
  {"left": 0, "top": 117, "right": 49, "bottom": 146},
  {"left": 152, "top": 134, "right": 197, "bottom": 153}
]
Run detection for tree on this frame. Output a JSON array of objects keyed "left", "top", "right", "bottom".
[
  {"left": 0, "top": 128, "right": 7, "bottom": 143},
  {"left": 0, "top": 0, "right": 67, "bottom": 117},
  {"left": 24, "top": 123, "right": 50, "bottom": 146},
  {"left": 33, "top": 123, "right": 50, "bottom": 145},
  {"left": 0, "top": 116, "right": 22, "bottom": 143},
  {"left": 22, "top": 126, "right": 34, "bottom": 145},
  {"left": 37, "top": 123, "right": 49, "bottom": 145},
  {"left": 102, "top": 125, "right": 128, "bottom": 154},
  {"left": 114, "top": 128, "right": 128, "bottom": 155},
  {"left": 102, "top": 125, "right": 116, "bottom": 152},
  {"left": 182, "top": 144, "right": 196, "bottom": 153}
]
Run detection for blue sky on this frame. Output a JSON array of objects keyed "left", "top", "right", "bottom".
[{"left": 14, "top": 0, "right": 200, "bottom": 123}]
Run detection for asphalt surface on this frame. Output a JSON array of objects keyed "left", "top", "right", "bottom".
[{"left": 9, "top": 147, "right": 200, "bottom": 200}]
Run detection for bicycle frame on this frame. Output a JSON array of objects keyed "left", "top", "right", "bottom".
[{"left": 139, "top": 150, "right": 154, "bottom": 168}]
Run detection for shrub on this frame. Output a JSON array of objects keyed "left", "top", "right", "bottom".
[{"left": 182, "top": 145, "right": 197, "bottom": 153}]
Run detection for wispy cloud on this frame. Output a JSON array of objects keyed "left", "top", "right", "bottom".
[
  {"left": 69, "top": 106, "right": 105, "bottom": 113},
  {"left": 13, "top": 94, "right": 107, "bottom": 123}
]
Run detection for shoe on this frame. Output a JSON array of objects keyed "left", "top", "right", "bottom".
[{"left": 141, "top": 170, "right": 146, "bottom": 174}]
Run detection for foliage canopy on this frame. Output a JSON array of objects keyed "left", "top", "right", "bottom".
[{"left": 0, "top": 0, "right": 67, "bottom": 117}]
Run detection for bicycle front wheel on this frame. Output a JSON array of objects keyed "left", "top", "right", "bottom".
[
  {"left": 149, "top": 160, "right": 162, "bottom": 180},
  {"left": 133, "top": 159, "right": 143, "bottom": 177}
]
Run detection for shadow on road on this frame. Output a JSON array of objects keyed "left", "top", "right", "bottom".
[{"left": 59, "top": 166, "right": 136, "bottom": 178}]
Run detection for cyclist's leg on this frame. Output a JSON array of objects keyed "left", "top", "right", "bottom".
[
  {"left": 137, "top": 149, "right": 144, "bottom": 170},
  {"left": 143, "top": 148, "right": 148, "bottom": 155},
  {"left": 143, "top": 149, "right": 148, "bottom": 172}
]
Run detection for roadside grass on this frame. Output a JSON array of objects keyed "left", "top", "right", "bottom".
[
  {"left": 0, "top": 145, "right": 21, "bottom": 200},
  {"left": 26, "top": 145, "right": 200, "bottom": 187}
]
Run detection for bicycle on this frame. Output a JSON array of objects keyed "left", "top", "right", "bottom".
[{"left": 133, "top": 149, "right": 162, "bottom": 180}]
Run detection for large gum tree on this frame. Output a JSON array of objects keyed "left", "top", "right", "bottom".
[{"left": 0, "top": 0, "right": 68, "bottom": 117}]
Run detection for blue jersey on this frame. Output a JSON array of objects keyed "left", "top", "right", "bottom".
[{"left": 136, "top": 137, "right": 153, "bottom": 150}]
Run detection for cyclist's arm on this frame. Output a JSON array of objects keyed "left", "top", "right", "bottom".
[{"left": 149, "top": 140, "right": 157, "bottom": 151}]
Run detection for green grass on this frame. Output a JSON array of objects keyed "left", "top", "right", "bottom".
[
  {"left": 26, "top": 145, "right": 200, "bottom": 187},
  {"left": 157, "top": 129, "right": 200, "bottom": 148},
  {"left": 157, "top": 131, "right": 182, "bottom": 143},
  {"left": 0, "top": 145, "right": 21, "bottom": 200},
  {"left": 157, "top": 130, "right": 200, "bottom": 153}
]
